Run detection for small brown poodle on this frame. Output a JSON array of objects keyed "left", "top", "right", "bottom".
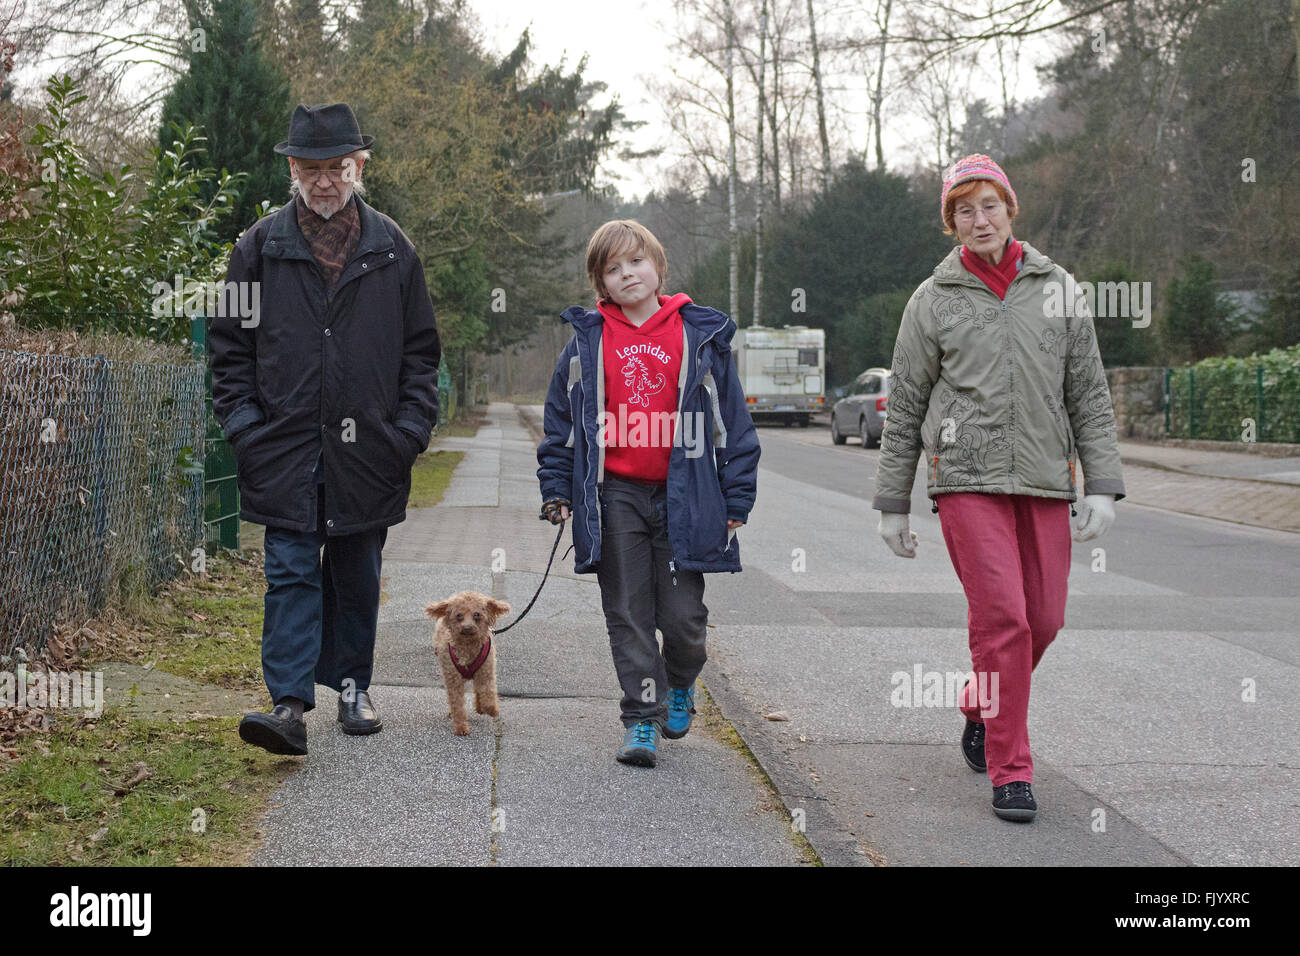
[{"left": 425, "top": 591, "right": 511, "bottom": 736}]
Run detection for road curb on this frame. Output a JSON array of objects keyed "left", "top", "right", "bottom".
[
  {"left": 517, "top": 404, "right": 544, "bottom": 445},
  {"left": 1120, "top": 455, "right": 1300, "bottom": 489},
  {"left": 701, "top": 659, "right": 874, "bottom": 867}
]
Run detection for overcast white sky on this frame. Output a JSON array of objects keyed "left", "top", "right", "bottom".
[
  {"left": 469, "top": 0, "right": 674, "bottom": 197},
  {"left": 468, "top": 0, "right": 1058, "bottom": 200}
]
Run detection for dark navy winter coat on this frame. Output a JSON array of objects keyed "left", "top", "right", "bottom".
[{"left": 536, "top": 303, "right": 760, "bottom": 574}]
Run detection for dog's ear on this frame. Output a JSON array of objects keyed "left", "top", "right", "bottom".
[
  {"left": 487, "top": 599, "right": 511, "bottom": 622},
  {"left": 425, "top": 600, "right": 450, "bottom": 619}
]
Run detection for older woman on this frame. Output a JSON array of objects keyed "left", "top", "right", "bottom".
[{"left": 872, "top": 154, "right": 1125, "bottom": 822}]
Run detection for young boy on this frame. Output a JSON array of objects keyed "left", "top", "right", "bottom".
[{"left": 536, "top": 220, "right": 760, "bottom": 768}]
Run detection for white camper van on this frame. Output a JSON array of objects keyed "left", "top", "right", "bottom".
[{"left": 732, "top": 325, "right": 826, "bottom": 426}]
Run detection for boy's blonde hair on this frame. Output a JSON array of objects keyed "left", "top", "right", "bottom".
[{"left": 585, "top": 220, "right": 668, "bottom": 302}]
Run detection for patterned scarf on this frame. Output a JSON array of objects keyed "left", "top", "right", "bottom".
[{"left": 295, "top": 192, "right": 361, "bottom": 294}]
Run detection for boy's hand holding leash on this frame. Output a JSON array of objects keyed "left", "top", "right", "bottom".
[{"left": 540, "top": 497, "right": 570, "bottom": 524}]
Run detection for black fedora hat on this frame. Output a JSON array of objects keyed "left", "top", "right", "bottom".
[{"left": 273, "top": 103, "right": 374, "bottom": 159}]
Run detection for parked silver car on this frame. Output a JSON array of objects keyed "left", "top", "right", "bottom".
[{"left": 830, "top": 367, "right": 890, "bottom": 448}]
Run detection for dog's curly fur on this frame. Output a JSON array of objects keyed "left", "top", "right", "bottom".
[{"left": 425, "top": 591, "right": 511, "bottom": 736}]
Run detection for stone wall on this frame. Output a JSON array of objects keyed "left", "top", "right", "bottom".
[{"left": 1106, "top": 366, "right": 1166, "bottom": 441}]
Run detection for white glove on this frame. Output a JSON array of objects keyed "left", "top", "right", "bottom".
[
  {"left": 878, "top": 512, "right": 918, "bottom": 558},
  {"left": 1071, "top": 494, "right": 1116, "bottom": 541}
]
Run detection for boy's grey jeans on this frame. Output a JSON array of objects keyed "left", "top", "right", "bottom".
[{"left": 597, "top": 475, "right": 709, "bottom": 728}]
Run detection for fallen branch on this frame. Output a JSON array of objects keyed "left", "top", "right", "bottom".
[{"left": 111, "top": 762, "right": 151, "bottom": 797}]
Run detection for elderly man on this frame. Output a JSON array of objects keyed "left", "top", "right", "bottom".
[{"left": 210, "top": 103, "right": 440, "bottom": 755}]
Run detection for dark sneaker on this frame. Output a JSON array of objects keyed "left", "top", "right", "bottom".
[
  {"left": 662, "top": 685, "right": 696, "bottom": 739},
  {"left": 239, "top": 704, "right": 308, "bottom": 755},
  {"left": 615, "top": 721, "right": 659, "bottom": 767},
  {"left": 338, "top": 688, "right": 383, "bottom": 735},
  {"left": 992, "top": 781, "right": 1037, "bottom": 822},
  {"left": 961, "top": 718, "right": 987, "bottom": 772}
]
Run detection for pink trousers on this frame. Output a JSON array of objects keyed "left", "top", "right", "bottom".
[{"left": 938, "top": 493, "right": 1071, "bottom": 786}]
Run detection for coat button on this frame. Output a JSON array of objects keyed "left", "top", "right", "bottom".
[
  {"left": 361, "top": 262, "right": 368, "bottom": 269},
  {"left": 388, "top": 252, "right": 395, "bottom": 259},
  {"left": 326, "top": 519, "right": 334, "bottom": 528},
  {"left": 324, "top": 328, "right": 331, "bottom": 336}
]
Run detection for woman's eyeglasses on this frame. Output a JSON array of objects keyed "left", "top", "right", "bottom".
[{"left": 954, "top": 200, "right": 1005, "bottom": 222}]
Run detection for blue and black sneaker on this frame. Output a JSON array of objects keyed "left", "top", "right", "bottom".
[
  {"left": 663, "top": 685, "right": 696, "bottom": 739},
  {"left": 616, "top": 720, "right": 659, "bottom": 767}
]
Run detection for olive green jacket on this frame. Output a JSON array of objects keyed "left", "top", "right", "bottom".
[{"left": 873, "top": 241, "right": 1126, "bottom": 513}]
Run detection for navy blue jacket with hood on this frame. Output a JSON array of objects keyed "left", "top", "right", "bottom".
[{"left": 536, "top": 302, "right": 761, "bottom": 574}]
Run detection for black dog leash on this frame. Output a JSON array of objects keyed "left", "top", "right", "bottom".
[{"left": 492, "top": 518, "right": 571, "bottom": 634}]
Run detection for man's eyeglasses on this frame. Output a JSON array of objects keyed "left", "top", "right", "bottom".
[
  {"left": 953, "top": 200, "right": 1005, "bottom": 222},
  {"left": 297, "top": 161, "right": 358, "bottom": 183}
]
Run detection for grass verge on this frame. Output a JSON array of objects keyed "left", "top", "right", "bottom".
[
  {"left": 1, "top": 708, "right": 298, "bottom": 865},
  {"left": 1, "top": 550, "right": 294, "bottom": 866},
  {"left": 3, "top": 404, "right": 484, "bottom": 866},
  {"left": 409, "top": 450, "right": 465, "bottom": 508},
  {"left": 74, "top": 551, "right": 268, "bottom": 691},
  {"left": 434, "top": 404, "right": 490, "bottom": 438}
]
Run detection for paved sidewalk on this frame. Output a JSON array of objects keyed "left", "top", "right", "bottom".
[
  {"left": 251, "top": 404, "right": 811, "bottom": 866},
  {"left": 1117, "top": 440, "right": 1300, "bottom": 485},
  {"left": 1115, "top": 441, "right": 1300, "bottom": 533}
]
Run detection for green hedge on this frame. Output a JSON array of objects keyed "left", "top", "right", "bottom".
[{"left": 1167, "top": 344, "right": 1300, "bottom": 443}]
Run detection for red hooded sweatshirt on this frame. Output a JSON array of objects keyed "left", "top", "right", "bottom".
[{"left": 598, "top": 293, "right": 693, "bottom": 483}]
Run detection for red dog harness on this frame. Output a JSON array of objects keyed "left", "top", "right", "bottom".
[{"left": 448, "top": 633, "right": 491, "bottom": 679}]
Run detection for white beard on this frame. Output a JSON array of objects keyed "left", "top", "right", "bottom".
[
  {"left": 289, "top": 178, "right": 356, "bottom": 220},
  {"left": 305, "top": 190, "right": 350, "bottom": 219}
]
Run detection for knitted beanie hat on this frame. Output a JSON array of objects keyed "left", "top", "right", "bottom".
[{"left": 941, "top": 154, "right": 1018, "bottom": 229}]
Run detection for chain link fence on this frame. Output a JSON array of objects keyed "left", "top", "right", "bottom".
[{"left": 0, "top": 347, "right": 205, "bottom": 655}]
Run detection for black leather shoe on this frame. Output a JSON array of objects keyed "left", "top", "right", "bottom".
[
  {"left": 961, "top": 719, "right": 987, "bottom": 772},
  {"left": 338, "top": 689, "right": 383, "bottom": 735},
  {"left": 239, "top": 704, "right": 308, "bottom": 755},
  {"left": 992, "top": 781, "right": 1038, "bottom": 822}
]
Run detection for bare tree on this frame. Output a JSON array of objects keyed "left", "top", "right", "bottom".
[
  {"left": 725, "top": 0, "right": 739, "bottom": 320},
  {"left": 1293, "top": 0, "right": 1300, "bottom": 97},
  {"left": 752, "top": 0, "right": 767, "bottom": 327},
  {"left": 805, "top": 0, "right": 831, "bottom": 192},
  {"left": 871, "top": 0, "right": 893, "bottom": 169},
  {"left": 736, "top": 0, "right": 805, "bottom": 214}
]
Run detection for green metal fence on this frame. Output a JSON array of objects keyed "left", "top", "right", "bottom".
[
  {"left": 190, "top": 316, "right": 241, "bottom": 551},
  {"left": 1166, "top": 363, "right": 1300, "bottom": 443},
  {"left": 437, "top": 356, "right": 454, "bottom": 430}
]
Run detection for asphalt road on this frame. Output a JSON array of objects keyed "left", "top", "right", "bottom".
[{"left": 701, "top": 419, "right": 1300, "bottom": 866}]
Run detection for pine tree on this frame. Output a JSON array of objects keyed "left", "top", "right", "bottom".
[
  {"left": 1162, "top": 254, "right": 1237, "bottom": 362},
  {"left": 158, "top": 0, "right": 291, "bottom": 243}
]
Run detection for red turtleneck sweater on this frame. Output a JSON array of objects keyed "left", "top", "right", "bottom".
[{"left": 960, "top": 237, "right": 1024, "bottom": 300}]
